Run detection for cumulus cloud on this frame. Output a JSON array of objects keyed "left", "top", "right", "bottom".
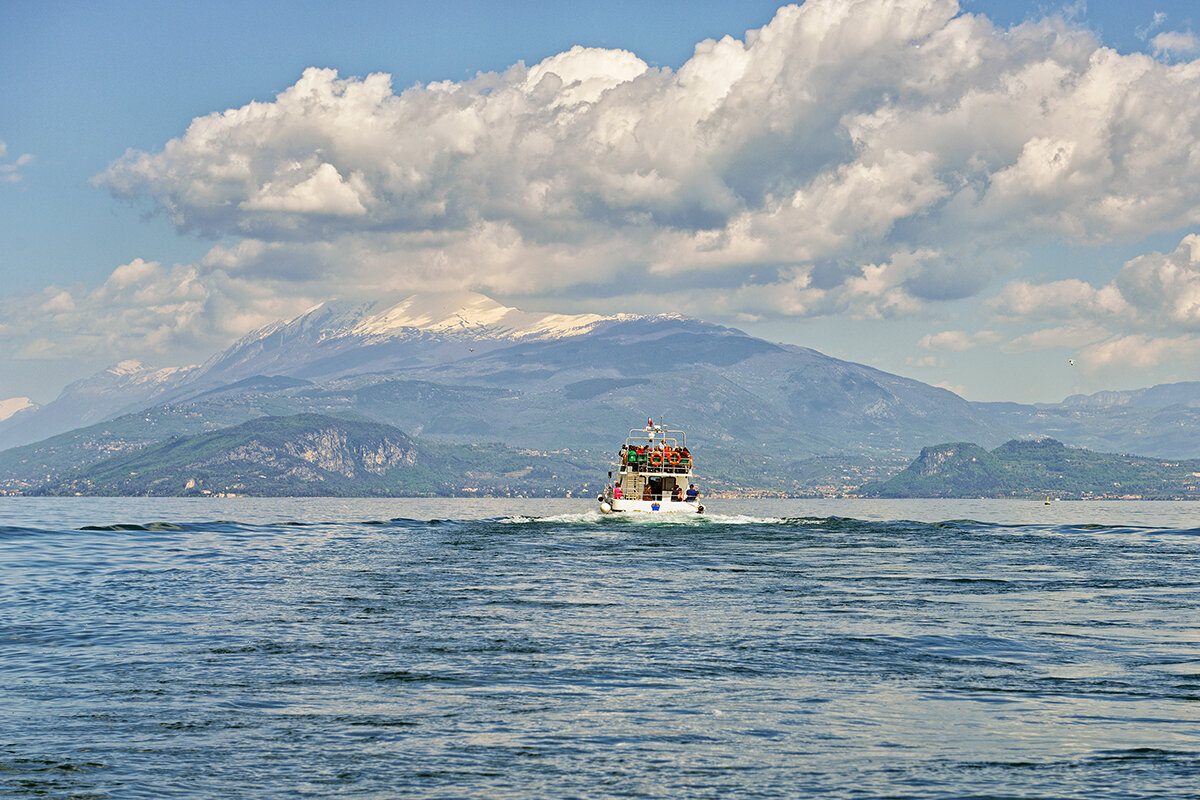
[
  {"left": 241, "top": 162, "right": 370, "bottom": 216},
  {"left": 1114, "top": 233, "right": 1200, "bottom": 328},
  {"left": 992, "top": 234, "right": 1200, "bottom": 331},
  {"left": 87, "top": 0, "right": 1200, "bottom": 324},
  {"left": 919, "top": 329, "right": 1002, "bottom": 352},
  {"left": 2, "top": 0, "right": 1183, "bottom": 384},
  {"left": 1152, "top": 31, "right": 1199, "bottom": 58},
  {"left": 0, "top": 141, "right": 33, "bottom": 184},
  {"left": 0, "top": 259, "right": 313, "bottom": 364},
  {"left": 984, "top": 234, "right": 1200, "bottom": 369},
  {"left": 1080, "top": 333, "right": 1200, "bottom": 370},
  {"left": 988, "top": 278, "right": 1131, "bottom": 321}
]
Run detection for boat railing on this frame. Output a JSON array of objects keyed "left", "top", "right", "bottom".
[{"left": 617, "top": 444, "right": 693, "bottom": 474}]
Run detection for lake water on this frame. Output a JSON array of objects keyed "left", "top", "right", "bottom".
[{"left": 2, "top": 497, "right": 1199, "bottom": 799}]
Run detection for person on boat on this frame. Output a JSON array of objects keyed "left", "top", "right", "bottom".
[
  {"left": 642, "top": 482, "right": 653, "bottom": 501},
  {"left": 671, "top": 484, "right": 683, "bottom": 502},
  {"left": 685, "top": 484, "right": 699, "bottom": 502},
  {"left": 614, "top": 483, "right": 622, "bottom": 499}
]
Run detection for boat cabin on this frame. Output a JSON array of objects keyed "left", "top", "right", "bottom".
[{"left": 613, "top": 424, "right": 693, "bottom": 501}]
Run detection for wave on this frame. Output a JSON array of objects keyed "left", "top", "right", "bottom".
[
  {"left": 1, "top": 512, "right": 1196, "bottom": 540},
  {"left": 78, "top": 520, "right": 265, "bottom": 533},
  {"left": 0, "top": 525, "right": 59, "bottom": 538}
]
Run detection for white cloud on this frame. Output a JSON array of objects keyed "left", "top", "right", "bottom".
[
  {"left": 933, "top": 381, "right": 969, "bottom": 396},
  {"left": 1152, "top": 31, "right": 1199, "bottom": 58},
  {"left": 999, "top": 323, "right": 1109, "bottom": 353},
  {"left": 1, "top": 260, "right": 314, "bottom": 365},
  {"left": 87, "top": 0, "right": 1200, "bottom": 321},
  {"left": 106, "top": 257, "right": 160, "bottom": 289},
  {"left": 0, "top": 0, "right": 1178, "bottom": 394},
  {"left": 982, "top": 234, "right": 1200, "bottom": 377},
  {"left": 1115, "top": 233, "right": 1200, "bottom": 328},
  {"left": 1081, "top": 333, "right": 1200, "bottom": 370},
  {"left": 0, "top": 141, "right": 33, "bottom": 184},
  {"left": 1137, "top": 12, "right": 1168, "bottom": 42},
  {"left": 991, "top": 234, "right": 1200, "bottom": 332},
  {"left": 918, "top": 329, "right": 1001, "bottom": 352},
  {"left": 241, "top": 162, "right": 370, "bottom": 216},
  {"left": 988, "top": 278, "right": 1131, "bottom": 321},
  {"left": 525, "top": 45, "right": 650, "bottom": 108}
]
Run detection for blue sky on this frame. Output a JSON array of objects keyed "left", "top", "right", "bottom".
[{"left": 3, "top": 0, "right": 1200, "bottom": 406}]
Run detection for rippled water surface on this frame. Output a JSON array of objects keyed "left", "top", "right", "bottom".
[{"left": 2, "top": 497, "right": 1199, "bottom": 799}]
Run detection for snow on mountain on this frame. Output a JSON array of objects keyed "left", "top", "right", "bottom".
[
  {"left": 0, "top": 292, "right": 644, "bottom": 450},
  {"left": 0, "top": 397, "right": 35, "bottom": 422},
  {"left": 220, "top": 291, "right": 632, "bottom": 354},
  {"left": 103, "top": 360, "right": 196, "bottom": 387},
  {"left": 0, "top": 361, "right": 200, "bottom": 450},
  {"left": 221, "top": 299, "right": 380, "bottom": 351},
  {"left": 182, "top": 291, "right": 640, "bottom": 389},
  {"left": 350, "top": 292, "right": 629, "bottom": 341}
]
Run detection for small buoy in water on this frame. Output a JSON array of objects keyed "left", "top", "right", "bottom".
[{"left": 1045, "top": 496, "right": 1051, "bottom": 505}]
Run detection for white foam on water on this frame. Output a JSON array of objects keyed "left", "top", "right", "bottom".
[{"left": 501, "top": 511, "right": 796, "bottom": 526}]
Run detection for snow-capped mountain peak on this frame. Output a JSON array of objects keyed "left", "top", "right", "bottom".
[
  {"left": 103, "top": 360, "right": 193, "bottom": 386},
  {"left": 0, "top": 397, "right": 35, "bottom": 422},
  {"left": 350, "top": 291, "right": 629, "bottom": 341}
]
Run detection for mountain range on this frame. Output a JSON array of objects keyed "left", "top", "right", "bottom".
[
  {"left": 21, "top": 413, "right": 595, "bottom": 498},
  {"left": 4, "top": 291, "right": 1200, "bottom": 496}
]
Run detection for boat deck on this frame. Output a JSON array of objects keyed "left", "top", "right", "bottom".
[{"left": 599, "top": 421, "right": 703, "bottom": 513}]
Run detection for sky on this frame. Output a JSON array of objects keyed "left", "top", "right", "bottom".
[{"left": 4, "top": 0, "right": 1200, "bottom": 406}]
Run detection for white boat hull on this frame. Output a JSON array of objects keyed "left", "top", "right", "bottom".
[{"left": 600, "top": 498, "right": 704, "bottom": 514}]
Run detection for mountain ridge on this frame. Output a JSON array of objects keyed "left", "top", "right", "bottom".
[
  {"left": 865, "top": 438, "right": 1200, "bottom": 499},
  {"left": 4, "top": 291, "right": 1200, "bottom": 495},
  {"left": 25, "top": 413, "right": 596, "bottom": 497}
]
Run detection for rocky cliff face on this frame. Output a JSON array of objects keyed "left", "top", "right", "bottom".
[
  {"left": 41, "top": 414, "right": 429, "bottom": 496},
  {"left": 911, "top": 442, "right": 993, "bottom": 476},
  {"left": 218, "top": 427, "right": 418, "bottom": 479}
]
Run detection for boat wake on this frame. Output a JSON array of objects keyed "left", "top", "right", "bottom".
[{"left": 503, "top": 511, "right": 797, "bottom": 526}]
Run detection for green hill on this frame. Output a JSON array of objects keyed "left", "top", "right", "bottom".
[
  {"left": 865, "top": 438, "right": 1200, "bottom": 499},
  {"left": 28, "top": 413, "right": 596, "bottom": 497}
]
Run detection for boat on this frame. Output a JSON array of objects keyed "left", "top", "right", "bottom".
[{"left": 598, "top": 419, "right": 704, "bottom": 514}]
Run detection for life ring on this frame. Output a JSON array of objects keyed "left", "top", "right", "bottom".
[
  {"left": 668, "top": 450, "right": 681, "bottom": 465},
  {"left": 650, "top": 451, "right": 663, "bottom": 466}
]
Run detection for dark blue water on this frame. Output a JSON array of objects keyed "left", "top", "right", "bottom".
[{"left": 2, "top": 498, "right": 1199, "bottom": 799}]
